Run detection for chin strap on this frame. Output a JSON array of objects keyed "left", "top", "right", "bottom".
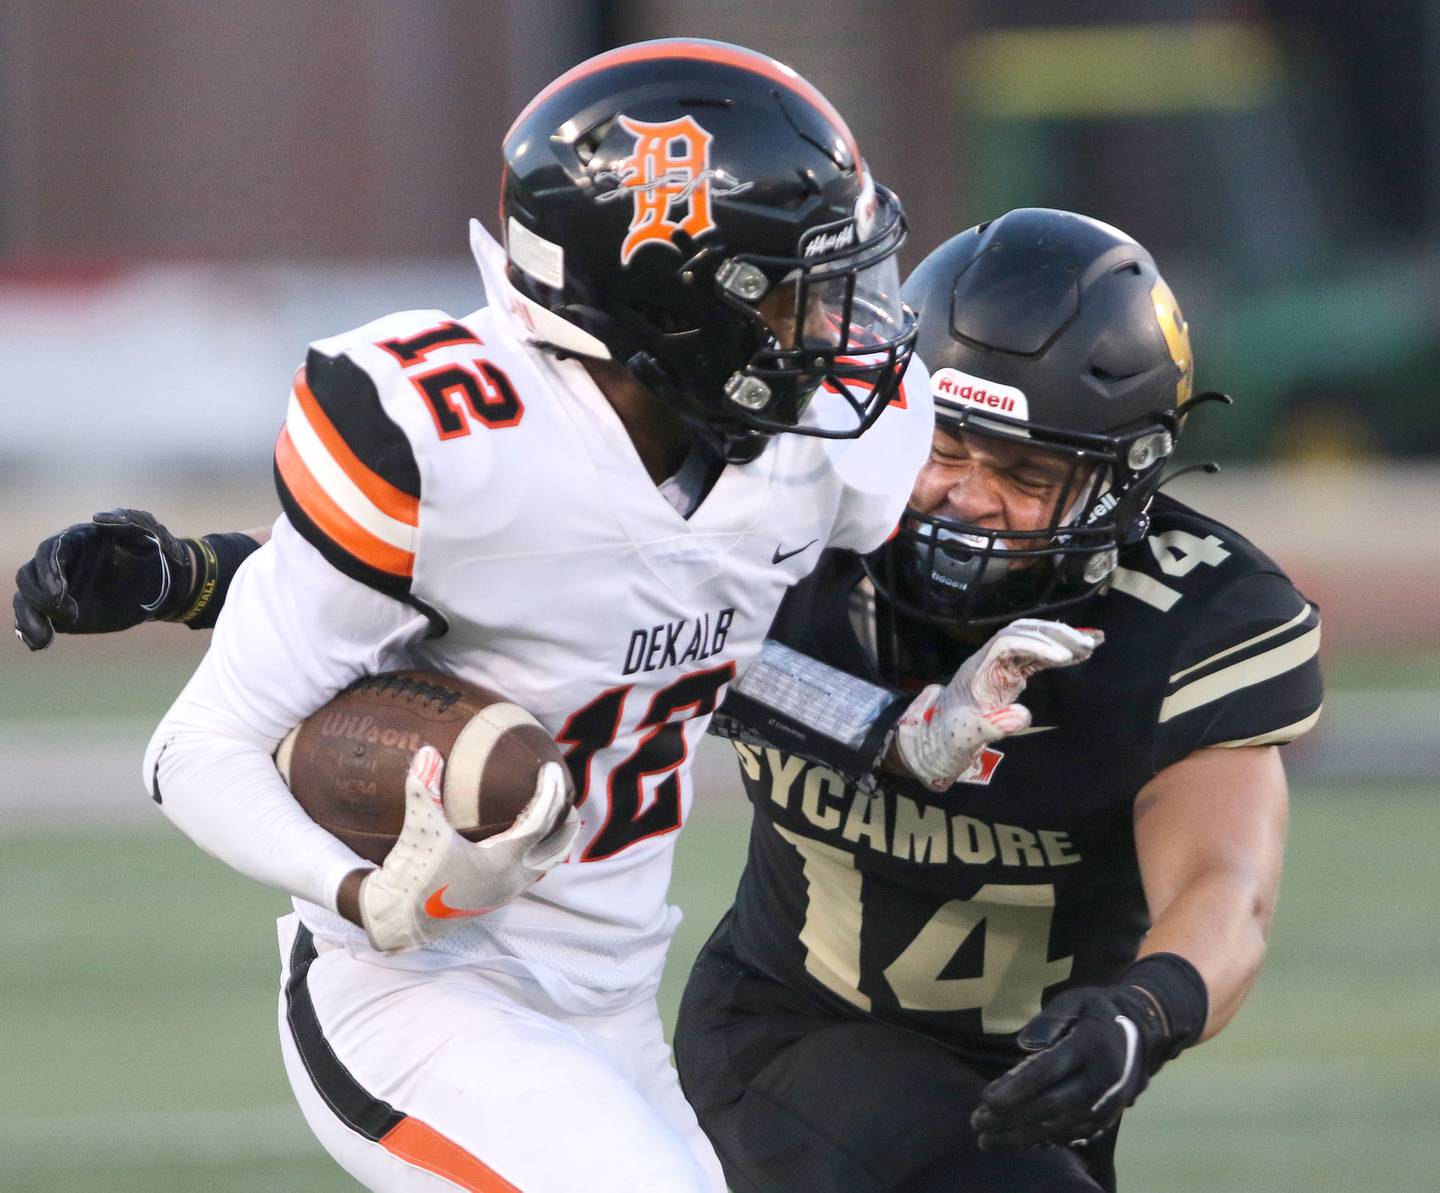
[
  {"left": 1176, "top": 389, "right": 1233, "bottom": 420},
  {"left": 1144, "top": 390, "right": 1232, "bottom": 495},
  {"left": 1156, "top": 460, "right": 1221, "bottom": 492}
]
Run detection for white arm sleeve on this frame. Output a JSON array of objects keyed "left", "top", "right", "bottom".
[{"left": 142, "top": 516, "right": 430, "bottom": 912}]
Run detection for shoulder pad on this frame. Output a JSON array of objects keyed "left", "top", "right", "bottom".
[
  {"left": 1094, "top": 496, "right": 1324, "bottom": 760},
  {"left": 274, "top": 342, "right": 422, "bottom": 599},
  {"left": 308, "top": 308, "right": 475, "bottom": 364}
]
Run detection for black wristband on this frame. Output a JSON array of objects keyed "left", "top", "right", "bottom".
[
  {"left": 178, "top": 532, "right": 263, "bottom": 630},
  {"left": 1121, "top": 952, "right": 1209, "bottom": 1072}
]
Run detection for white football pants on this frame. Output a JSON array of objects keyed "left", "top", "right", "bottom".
[{"left": 275, "top": 913, "right": 725, "bottom": 1192}]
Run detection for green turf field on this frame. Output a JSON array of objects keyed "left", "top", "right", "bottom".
[{"left": 1, "top": 779, "right": 1437, "bottom": 1192}]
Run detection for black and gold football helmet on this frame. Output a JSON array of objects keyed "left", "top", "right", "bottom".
[{"left": 867, "top": 208, "right": 1200, "bottom": 625}]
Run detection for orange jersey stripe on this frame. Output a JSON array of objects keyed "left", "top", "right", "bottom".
[
  {"left": 291, "top": 369, "right": 420, "bottom": 528},
  {"left": 275, "top": 427, "right": 414, "bottom": 578},
  {"left": 505, "top": 41, "right": 861, "bottom": 168},
  {"left": 380, "top": 1117, "right": 523, "bottom": 1193}
]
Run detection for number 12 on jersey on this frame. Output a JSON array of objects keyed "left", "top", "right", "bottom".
[
  {"left": 558, "top": 663, "right": 736, "bottom": 862},
  {"left": 775, "top": 824, "right": 1072, "bottom": 1034}
]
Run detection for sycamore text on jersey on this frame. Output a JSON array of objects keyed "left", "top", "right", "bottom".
[{"left": 733, "top": 743, "right": 1084, "bottom": 870}]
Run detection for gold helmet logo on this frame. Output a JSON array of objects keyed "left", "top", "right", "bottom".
[{"left": 1150, "top": 278, "right": 1193, "bottom": 406}]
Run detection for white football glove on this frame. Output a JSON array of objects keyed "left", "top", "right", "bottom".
[
  {"left": 891, "top": 619, "right": 1104, "bottom": 792},
  {"left": 358, "top": 746, "right": 579, "bottom": 952}
]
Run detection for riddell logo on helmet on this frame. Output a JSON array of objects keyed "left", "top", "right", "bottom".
[
  {"left": 931, "top": 369, "right": 1030, "bottom": 421},
  {"left": 598, "top": 114, "right": 753, "bottom": 265}
]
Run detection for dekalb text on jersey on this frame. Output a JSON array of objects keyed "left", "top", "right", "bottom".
[{"left": 623, "top": 607, "right": 736, "bottom": 675}]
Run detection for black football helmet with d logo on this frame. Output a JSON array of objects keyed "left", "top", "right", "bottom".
[
  {"left": 498, "top": 39, "right": 915, "bottom": 460},
  {"left": 867, "top": 208, "right": 1196, "bottom": 625}
]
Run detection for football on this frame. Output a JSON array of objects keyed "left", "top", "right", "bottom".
[{"left": 275, "top": 670, "right": 569, "bottom": 864}]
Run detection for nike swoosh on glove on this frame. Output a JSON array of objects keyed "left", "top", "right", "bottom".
[
  {"left": 891, "top": 619, "right": 1102, "bottom": 790},
  {"left": 359, "top": 746, "right": 579, "bottom": 952},
  {"left": 971, "top": 954, "right": 1207, "bottom": 1150}
]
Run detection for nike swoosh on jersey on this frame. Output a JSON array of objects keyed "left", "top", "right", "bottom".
[
  {"left": 423, "top": 885, "right": 493, "bottom": 919},
  {"left": 772, "top": 539, "right": 818, "bottom": 565}
]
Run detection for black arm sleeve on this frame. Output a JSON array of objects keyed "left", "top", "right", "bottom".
[{"left": 179, "top": 532, "right": 265, "bottom": 630}]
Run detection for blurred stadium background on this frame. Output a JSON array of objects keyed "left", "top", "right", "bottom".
[{"left": 1, "top": 1, "right": 1437, "bottom": 1189}]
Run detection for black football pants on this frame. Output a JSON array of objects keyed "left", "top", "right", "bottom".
[{"left": 675, "top": 917, "right": 1116, "bottom": 1193}]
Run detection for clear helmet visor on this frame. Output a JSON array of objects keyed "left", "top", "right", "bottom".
[
  {"left": 795, "top": 249, "right": 905, "bottom": 351},
  {"left": 755, "top": 239, "right": 906, "bottom": 354},
  {"left": 739, "top": 180, "right": 909, "bottom": 356},
  {"left": 712, "top": 179, "right": 916, "bottom": 439}
]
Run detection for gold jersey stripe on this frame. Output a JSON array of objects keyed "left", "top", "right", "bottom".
[
  {"left": 1157, "top": 625, "right": 1319, "bottom": 726},
  {"left": 1170, "top": 602, "right": 1314, "bottom": 683},
  {"left": 1209, "top": 706, "right": 1324, "bottom": 749},
  {"left": 1158, "top": 625, "right": 1321, "bottom": 723}
]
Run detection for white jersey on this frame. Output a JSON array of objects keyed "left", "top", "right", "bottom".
[{"left": 148, "top": 226, "right": 932, "bottom": 1012}]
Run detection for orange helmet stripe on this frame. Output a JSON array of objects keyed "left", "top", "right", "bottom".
[{"left": 504, "top": 40, "right": 861, "bottom": 170}]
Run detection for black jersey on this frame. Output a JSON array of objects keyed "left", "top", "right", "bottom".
[{"left": 721, "top": 494, "right": 1323, "bottom": 1071}]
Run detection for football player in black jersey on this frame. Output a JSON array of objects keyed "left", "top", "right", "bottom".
[
  {"left": 14, "top": 210, "right": 1323, "bottom": 1193},
  {"left": 673, "top": 209, "right": 1323, "bottom": 1193}
]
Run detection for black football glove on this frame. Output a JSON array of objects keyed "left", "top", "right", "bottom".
[
  {"left": 971, "top": 954, "right": 1208, "bottom": 1151},
  {"left": 13, "top": 509, "right": 197, "bottom": 650}
]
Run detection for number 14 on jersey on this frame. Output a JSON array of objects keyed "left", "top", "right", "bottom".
[{"left": 777, "top": 824, "right": 1072, "bottom": 1034}]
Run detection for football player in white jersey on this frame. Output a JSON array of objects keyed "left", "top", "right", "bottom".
[{"left": 13, "top": 39, "right": 931, "bottom": 1193}]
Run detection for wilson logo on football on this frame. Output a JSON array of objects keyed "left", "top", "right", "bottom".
[{"left": 598, "top": 114, "right": 752, "bottom": 264}]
